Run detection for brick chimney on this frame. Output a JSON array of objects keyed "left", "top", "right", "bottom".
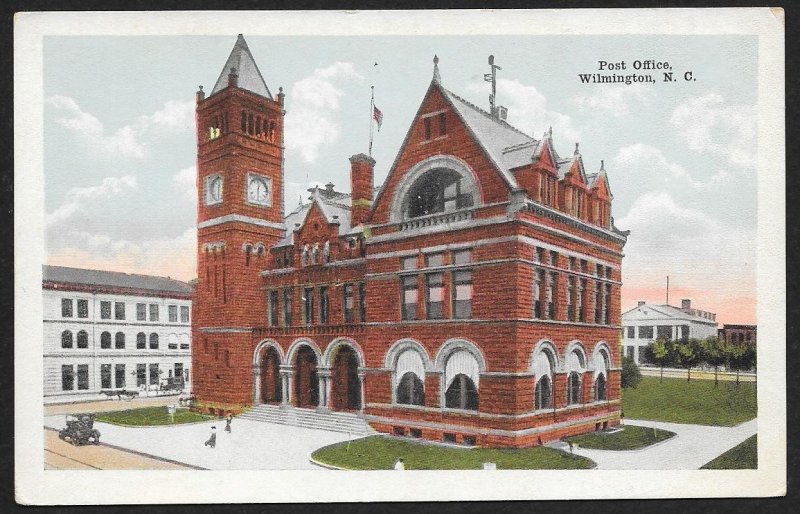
[
  {"left": 681, "top": 299, "right": 691, "bottom": 310},
  {"left": 349, "top": 153, "right": 375, "bottom": 225},
  {"left": 637, "top": 301, "right": 645, "bottom": 308}
]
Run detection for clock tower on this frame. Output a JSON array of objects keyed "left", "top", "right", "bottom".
[{"left": 193, "top": 35, "right": 285, "bottom": 407}]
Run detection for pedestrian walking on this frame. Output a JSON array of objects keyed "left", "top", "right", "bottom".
[
  {"left": 225, "top": 414, "right": 232, "bottom": 433},
  {"left": 204, "top": 426, "right": 217, "bottom": 448},
  {"left": 568, "top": 441, "right": 574, "bottom": 454}
]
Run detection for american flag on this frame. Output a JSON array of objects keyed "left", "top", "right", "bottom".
[{"left": 373, "top": 105, "right": 383, "bottom": 131}]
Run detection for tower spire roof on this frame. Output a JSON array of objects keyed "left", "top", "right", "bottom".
[
  {"left": 432, "top": 55, "right": 441, "bottom": 84},
  {"left": 210, "top": 34, "right": 272, "bottom": 99}
]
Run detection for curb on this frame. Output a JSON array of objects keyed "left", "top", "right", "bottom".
[
  {"left": 308, "top": 456, "right": 352, "bottom": 470},
  {"left": 45, "top": 426, "right": 206, "bottom": 470}
]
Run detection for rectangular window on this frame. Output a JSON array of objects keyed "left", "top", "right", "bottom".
[
  {"left": 578, "top": 279, "right": 586, "bottom": 322},
  {"left": 115, "top": 332, "right": 125, "bottom": 349},
  {"left": 535, "top": 247, "right": 544, "bottom": 263},
  {"left": 283, "top": 288, "right": 292, "bottom": 326},
  {"left": 657, "top": 325, "right": 672, "bottom": 340},
  {"left": 61, "top": 298, "right": 73, "bottom": 317},
  {"left": 149, "top": 363, "right": 160, "bottom": 385},
  {"left": 639, "top": 326, "right": 654, "bottom": 339},
  {"left": 115, "top": 364, "right": 126, "bottom": 388},
  {"left": 604, "top": 284, "right": 612, "bottom": 325},
  {"left": 136, "top": 303, "right": 146, "bottom": 321},
  {"left": 438, "top": 112, "right": 447, "bottom": 136},
  {"left": 101, "top": 364, "right": 112, "bottom": 389},
  {"left": 180, "top": 306, "right": 190, "bottom": 323},
  {"left": 546, "top": 272, "right": 557, "bottom": 319},
  {"left": 606, "top": 266, "right": 613, "bottom": 279},
  {"left": 319, "top": 287, "right": 329, "bottom": 324},
  {"left": 343, "top": 284, "right": 354, "bottom": 323},
  {"left": 533, "top": 269, "right": 543, "bottom": 319},
  {"left": 681, "top": 325, "right": 690, "bottom": 341},
  {"left": 268, "top": 290, "right": 279, "bottom": 326},
  {"left": 569, "top": 256, "right": 576, "bottom": 271},
  {"left": 426, "top": 273, "right": 444, "bottom": 320},
  {"left": 358, "top": 282, "right": 366, "bottom": 323},
  {"left": 452, "top": 249, "right": 471, "bottom": 265},
  {"left": 77, "top": 364, "right": 89, "bottom": 390},
  {"left": 114, "top": 302, "right": 125, "bottom": 320},
  {"left": 425, "top": 253, "right": 444, "bottom": 268},
  {"left": 149, "top": 304, "right": 159, "bottom": 322},
  {"left": 424, "top": 116, "right": 432, "bottom": 140},
  {"left": 626, "top": 326, "right": 635, "bottom": 339},
  {"left": 136, "top": 364, "right": 147, "bottom": 387},
  {"left": 594, "top": 285, "right": 603, "bottom": 324},
  {"left": 566, "top": 276, "right": 575, "bottom": 321},
  {"left": 303, "top": 287, "right": 314, "bottom": 326},
  {"left": 100, "top": 301, "right": 111, "bottom": 319},
  {"left": 596, "top": 263, "right": 603, "bottom": 277},
  {"left": 401, "top": 276, "right": 418, "bottom": 321},
  {"left": 175, "top": 363, "right": 184, "bottom": 382},
  {"left": 550, "top": 250, "right": 558, "bottom": 267},
  {"left": 169, "top": 305, "right": 178, "bottom": 322},
  {"left": 61, "top": 365, "right": 74, "bottom": 391},
  {"left": 580, "top": 259, "right": 588, "bottom": 274},
  {"left": 77, "top": 299, "right": 88, "bottom": 318},
  {"left": 136, "top": 333, "right": 146, "bottom": 349},
  {"left": 452, "top": 270, "right": 472, "bottom": 319},
  {"left": 401, "top": 256, "right": 418, "bottom": 270}
]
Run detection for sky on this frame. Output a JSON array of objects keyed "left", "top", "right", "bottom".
[{"left": 43, "top": 34, "right": 758, "bottom": 325}]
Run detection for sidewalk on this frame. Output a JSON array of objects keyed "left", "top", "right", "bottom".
[{"left": 571, "top": 418, "right": 757, "bottom": 469}]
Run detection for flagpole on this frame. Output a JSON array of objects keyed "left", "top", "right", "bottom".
[{"left": 369, "top": 85, "right": 375, "bottom": 157}]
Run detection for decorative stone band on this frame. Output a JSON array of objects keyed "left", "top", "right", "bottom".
[
  {"left": 363, "top": 404, "right": 620, "bottom": 437},
  {"left": 366, "top": 399, "right": 620, "bottom": 419},
  {"left": 197, "top": 327, "right": 253, "bottom": 333},
  {"left": 198, "top": 214, "right": 285, "bottom": 231}
]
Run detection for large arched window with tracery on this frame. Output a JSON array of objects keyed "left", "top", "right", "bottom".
[
  {"left": 443, "top": 349, "right": 480, "bottom": 410},
  {"left": 532, "top": 345, "right": 556, "bottom": 410},
  {"left": 593, "top": 345, "right": 610, "bottom": 402},
  {"left": 535, "top": 375, "right": 552, "bottom": 410},
  {"left": 565, "top": 345, "right": 586, "bottom": 406},
  {"left": 394, "top": 348, "right": 426, "bottom": 406},
  {"left": 595, "top": 373, "right": 607, "bottom": 401},
  {"left": 405, "top": 168, "right": 474, "bottom": 219}
]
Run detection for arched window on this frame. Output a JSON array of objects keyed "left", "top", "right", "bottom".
[
  {"left": 445, "top": 374, "right": 479, "bottom": 410},
  {"left": 149, "top": 333, "right": 159, "bottom": 349},
  {"left": 311, "top": 243, "right": 319, "bottom": 264},
  {"left": 115, "top": 331, "right": 125, "bottom": 349},
  {"left": 535, "top": 375, "right": 552, "bottom": 410},
  {"left": 595, "top": 373, "right": 607, "bottom": 401},
  {"left": 100, "top": 331, "right": 111, "bottom": 349},
  {"left": 567, "top": 371, "right": 582, "bottom": 405},
  {"left": 442, "top": 346, "right": 481, "bottom": 410},
  {"left": 61, "top": 330, "right": 73, "bottom": 349},
  {"left": 137, "top": 332, "right": 146, "bottom": 349},
  {"left": 405, "top": 168, "right": 474, "bottom": 219},
  {"left": 323, "top": 240, "right": 330, "bottom": 263},
  {"left": 396, "top": 372, "right": 425, "bottom": 406},
  {"left": 301, "top": 245, "right": 309, "bottom": 266},
  {"left": 76, "top": 330, "right": 88, "bottom": 349}
]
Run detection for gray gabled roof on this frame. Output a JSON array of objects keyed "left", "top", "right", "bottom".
[
  {"left": 441, "top": 88, "right": 536, "bottom": 189},
  {"left": 275, "top": 190, "right": 358, "bottom": 247},
  {"left": 622, "top": 303, "right": 717, "bottom": 325},
  {"left": 211, "top": 34, "right": 272, "bottom": 99},
  {"left": 43, "top": 265, "right": 193, "bottom": 295}
]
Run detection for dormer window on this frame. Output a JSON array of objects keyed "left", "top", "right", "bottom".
[{"left": 405, "top": 168, "right": 474, "bottom": 218}]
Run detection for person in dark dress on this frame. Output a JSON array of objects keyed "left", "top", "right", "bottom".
[
  {"left": 225, "top": 414, "right": 232, "bottom": 433},
  {"left": 204, "top": 426, "right": 217, "bottom": 448}
]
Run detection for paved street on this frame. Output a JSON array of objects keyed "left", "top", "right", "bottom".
[
  {"left": 571, "top": 418, "right": 758, "bottom": 469},
  {"left": 44, "top": 414, "right": 352, "bottom": 470}
]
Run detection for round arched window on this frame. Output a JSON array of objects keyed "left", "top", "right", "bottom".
[{"left": 405, "top": 168, "right": 474, "bottom": 218}]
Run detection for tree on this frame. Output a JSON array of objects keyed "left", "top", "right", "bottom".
[
  {"left": 675, "top": 338, "right": 703, "bottom": 381},
  {"left": 728, "top": 343, "right": 756, "bottom": 385},
  {"left": 700, "top": 336, "right": 727, "bottom": 387},
  {"left": 644, "top": 338, "right": 674, "bottom": 383},
  {"left": 621, "top": 355, "right": 642, "bottom": 389}
]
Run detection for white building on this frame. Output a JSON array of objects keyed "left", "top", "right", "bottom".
[
  {"left": 621, "top": 299, "right": 718, "bottom": 365},
  {"left": 43, "top": 265, "right": 193, "bottom": 402}
]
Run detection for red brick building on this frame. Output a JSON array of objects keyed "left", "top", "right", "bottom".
[{"left": 192, "top": 35, "right": 629, "bottom": 447}]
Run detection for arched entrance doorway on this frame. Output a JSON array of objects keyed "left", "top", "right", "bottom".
[
  {"left": 260, "top": 346, "right": 282, "bottom": 404},
  {"left": 331, "top": 346, "right": 361, "bottom": 411},
  {"left": 294, "top": 346, "right": 319, "bottom": 408}
]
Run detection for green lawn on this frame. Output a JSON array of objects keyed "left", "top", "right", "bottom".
[
  {"left": 95, "top": 407, "right": 214, "bottom": 427},
  {"left": 701, "top": 435, "right": 758, "bottom": 469},
  {"left": 564, "top": 425, "right": 675, "bottom": 450},
  {"left": 311, "top": 435, "right": 595, "bottom": 470},
  {"left": 622, "top": 376, "right": 756, "bottom": 426}
]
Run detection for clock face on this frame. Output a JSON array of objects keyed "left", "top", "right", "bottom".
[
  {"left": 207, "top": 176, "right": 222, "bottom": 204},
  {"left": 247, "top": 175, "right": 270, "bottom": 205}
]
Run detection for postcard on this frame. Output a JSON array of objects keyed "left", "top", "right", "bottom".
[{"left": 14, "top": 8, "right": 785, "bottom": 504}]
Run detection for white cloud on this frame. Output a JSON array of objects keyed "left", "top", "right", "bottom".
[
  {"left": 613, "top": 143, "right": 702, "bottom": 188},
  {"left": 173, "top": 165, "right": 197, "bottom": 201},
  {"left": 47, "top": 175, "right": 137, "bottom": 226},
  {"left": 285, "top": 62, "right": 363, "bottom": 163},
  {"left": 466, "top": 78, "right": 580, "bottom": 143},
  {"left": 46, "top": 96, "right": 195, "bottom": 159},
  {"left": 617, "top": 191, "right": 756, "bottom": 295},
  {"left": 48, "top": 227, "right": 198, "bottom": 282},
  {"left": 669, "top": 93, "right": 755, "bottom": 168},
  {"left": 570, "top": 84, "right": 649, "bottom": 116}
]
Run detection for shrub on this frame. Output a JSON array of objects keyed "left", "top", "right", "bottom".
[{"left": 621, "top": 355, "right": 642, "bottom": 389}]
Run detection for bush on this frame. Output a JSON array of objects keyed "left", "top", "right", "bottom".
[{"left": 621, "top": 355, "right": 642, "bottom": 389}]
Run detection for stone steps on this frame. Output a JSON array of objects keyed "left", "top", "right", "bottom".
[{"left": 239, "top": 404, "right": 375, "bottom": 436}]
